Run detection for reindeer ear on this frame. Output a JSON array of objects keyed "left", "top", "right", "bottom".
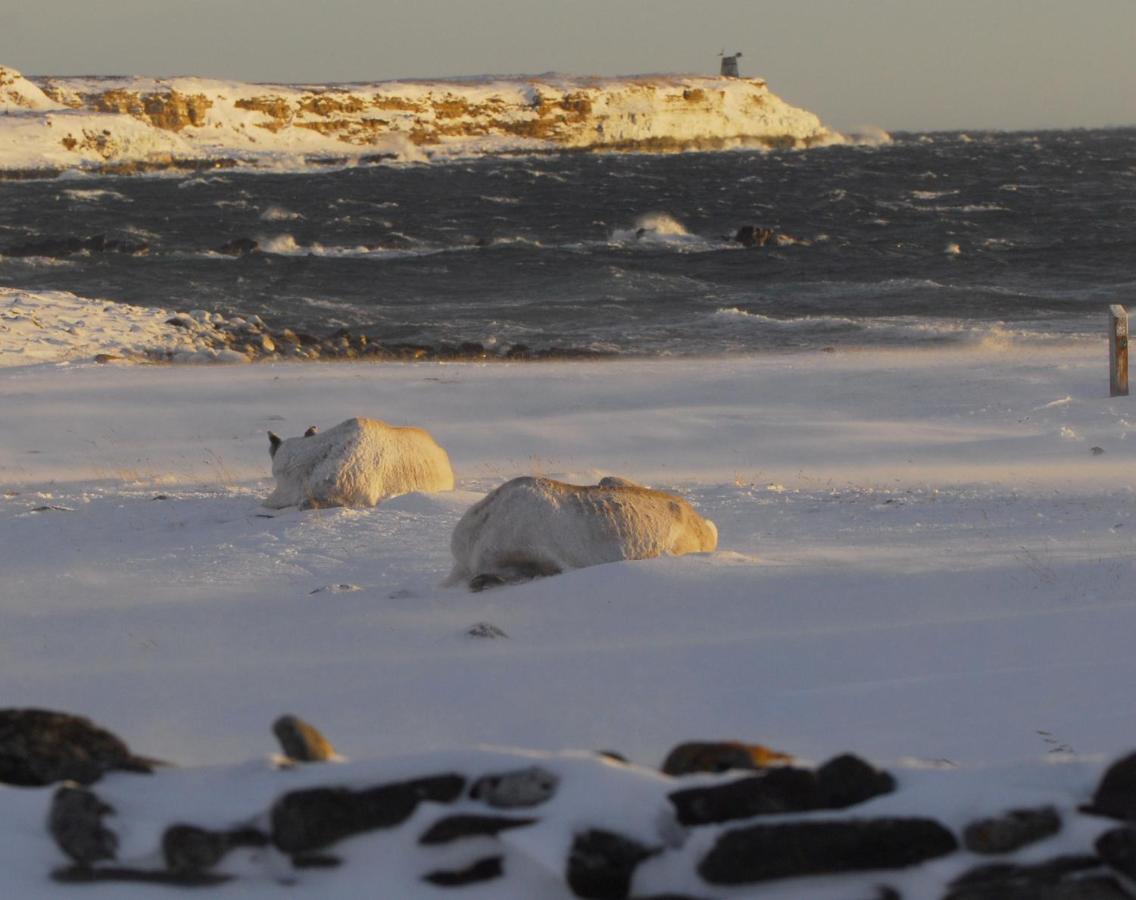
[
  {"left": 304, "top": 425, "right": 319, "bottom": 437},
  {"left": 268, "top": 431, "right": 282, "bottom": 458}
]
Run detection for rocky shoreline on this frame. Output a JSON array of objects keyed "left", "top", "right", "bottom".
[{"left": 151, "top": 310, "right": 617, "bottom": 364}]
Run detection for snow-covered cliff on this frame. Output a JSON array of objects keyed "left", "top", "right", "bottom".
[{"left": 0, "top": 65, "right": 843, "bottom": 174}]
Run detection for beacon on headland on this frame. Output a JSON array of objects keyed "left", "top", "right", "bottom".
[{"left": 720, "top": 51, "right": 742, "bottom": 78}]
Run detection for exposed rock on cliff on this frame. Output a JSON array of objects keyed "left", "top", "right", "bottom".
[{"left": 1, "top": 64, "right": 843, "bottom": 174}]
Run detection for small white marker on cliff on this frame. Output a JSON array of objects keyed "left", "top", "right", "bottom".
[{"left": 1109, "top": 304, "right": 1128, "bottom": 397}]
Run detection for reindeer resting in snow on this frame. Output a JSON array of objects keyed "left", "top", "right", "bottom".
[
  {"left": 447, "top": 476, "right": 718, "bottom": 590},
  {"left": 264, "top": 417, "right": 454, "bottom": 509}
]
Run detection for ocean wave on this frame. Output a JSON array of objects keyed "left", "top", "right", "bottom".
[
  {"left": 255, "top": 233, "right": 436, "bottom": 259},
  {"left": 713, "top": 307, "right": 1095, "bottom": 349},
  {"left": 911, "top": 190, "right": 958, "bottom": 200},
  {"left": 930, "top": 203, "right": 1011, "bottom": 213},
  {"left": 0, "top": 255, "right": 77, "bottom": 268},
  {"left": 259, "top": 206, "right": 304, "bottom": 222},
  {"left": 62, "top": 188, "right": 132, "bottom": 203},
  {"left": 609, "top": 212, "right": 725, "bottom": 250}
]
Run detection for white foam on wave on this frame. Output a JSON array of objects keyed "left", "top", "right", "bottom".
[
  {"left": 259, "top": 205, "right": 303, "bottom": 222},
  {"left": 840, "top": 125, "right": 892, "bottom": 146},
  {"left": 714, "top": 308, "right": 857, "bottom": 329},
  {"left": 62, "top": 188, "right": 132, "bottom": 203},
  {"left": 714, "top": 306, "right": 1096, "bottom": 350},
  {"left": 634, "top": 213, "right": 689, "bottom": 237},
  {"left": 911, "top": 190, "right": 958, "bottom": 201},
  {"left": 256, "top": 232, "right": 434, "bottom": 260},
  {"left": 609, "top": 212, "right": 723, "bottom": 251}
]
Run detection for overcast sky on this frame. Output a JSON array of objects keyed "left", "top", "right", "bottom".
[{"left": 5, "top": 0, "right": 1135, "bottom": 131}]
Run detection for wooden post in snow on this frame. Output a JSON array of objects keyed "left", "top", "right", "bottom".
[{"left": 1110, "top": 304, "right": 1129, "bottom": 397}]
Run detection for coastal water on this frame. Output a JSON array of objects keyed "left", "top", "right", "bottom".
[{"left": 1, "top": 128, "right": 1133, "bottom": 355}]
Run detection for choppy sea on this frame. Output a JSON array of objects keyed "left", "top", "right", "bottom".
[{"left": 1, "top": 128, "right": 1134, "bottom": 355}]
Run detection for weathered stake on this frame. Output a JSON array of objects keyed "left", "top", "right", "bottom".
[{"left": 1110, "top": 305, "right": 1129, "bottom": 397}]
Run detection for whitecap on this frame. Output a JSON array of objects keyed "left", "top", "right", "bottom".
[
  {"left": 259, "top": 205, "right": 304, "bottom": 222},
  {"left": 62, "top": 188, "right": 131, "bottom": 203}
]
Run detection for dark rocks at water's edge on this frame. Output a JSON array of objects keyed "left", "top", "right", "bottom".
[
  {"left": 142, "top": 308, "right": 618, "bottom": 364},
  {"left": 732, "top": 225, "right": 797, "bottom": 248},
  {"left": 213, "top": 237, "right": 260, "bottom": 257},
  {"left": 2, "top": 234, "right": 149, "bottom": 258}
]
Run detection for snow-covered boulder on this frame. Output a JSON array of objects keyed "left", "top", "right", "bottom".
[
  {"left": 447, "top": 475, "right": 718, "bottom": 589},
  {"left": 264, "top": 417, "right": 454, "bottom": 509}
]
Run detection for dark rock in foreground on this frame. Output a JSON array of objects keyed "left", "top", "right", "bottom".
[
  {"left": 423, "top": 855, "right": 504, "bottom": 887},
  {"left": 0, "top": 708, "right": 156, "bottom": 786},
  {"left": 48, "top": 786, "right": 118, "bottom": 867},
  {"left": 272, "top": 714, "right": 335, "bottom": 763},
  {"left": 945, "top": 855, "right": 1120, "bottom": 900},
  {"left": 698, "top": 817, "right": 958, "bottom": 885},
  {"left": 669, "top": 754, "right": 894, "bottom": 826},
  {"left": 1096, "top": 828, "right": 1136, "bottom": 889},
  {"left": 162, "top": 824, "right": 268, "bottom": 875},
  {"left": 1084, "top": 751, "right": 1136, "bottom": 821},
  {"left": 418, "top": 814, "right": 537, "bottom": 845},
  {"left": 470, "top": 766, "right": 559, "bottom": 808},
  {"left": 270, "top": 774, "right": 465, "bottom": 855},
  {"left": 52, "top": 865, "right": 233, "bottom": 887},
  {"left": 566, "top": 829, "right": 659, "bottom": 899},
  {"left": 963, "top": 806, "right": 1062, "bottom": 854}
]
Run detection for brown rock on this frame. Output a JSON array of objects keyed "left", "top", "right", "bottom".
[
  {"left": 48, "top": 785, "right": 117, "bottom": 867},
  {"left": 963, "top": 806, "right": 1062, "bottom": 854},
  {"left": 661, "top": 740, "right": 792, "bottom": 776},
  {"left": 0, "top": 708, "right": 157, "bottom": 786},
  {"left": 272, "top": 715, "right": 335, "bottom": 763}
]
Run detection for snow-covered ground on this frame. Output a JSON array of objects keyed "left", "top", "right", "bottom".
[{"left": 1, "top": 292, "right": 1134, "bottom": 896}]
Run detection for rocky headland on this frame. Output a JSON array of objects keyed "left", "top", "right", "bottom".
[{"left": 0, "top": 64, "right": 844, "bottom": 176}]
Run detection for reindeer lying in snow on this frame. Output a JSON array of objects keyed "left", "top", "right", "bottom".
[
  {"left": 447, "top": 476, "right": 718, "bottom": 590},
  {"left": 264, "top": 417, "right": 454, "bottom": 509}
]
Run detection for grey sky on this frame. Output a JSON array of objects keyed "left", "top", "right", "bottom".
[{"left": 5, "top": 0, "right": 1135, "bottom": 131}]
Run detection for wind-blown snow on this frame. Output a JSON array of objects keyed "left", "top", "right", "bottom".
[{"left": 1, "top": 292, "right": 1133, "bottom": 896}]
